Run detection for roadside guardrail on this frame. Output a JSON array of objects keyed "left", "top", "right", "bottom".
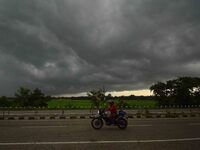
[{"left": 0, "top": 108, "right": 200, "bottom": 120}]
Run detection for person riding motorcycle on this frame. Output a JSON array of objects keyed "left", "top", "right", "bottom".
[{"left": 106, "top": 100, "right": 117, "bottom": 123}]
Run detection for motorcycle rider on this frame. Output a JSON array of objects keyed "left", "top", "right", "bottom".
[{"left": 107, "top": 100, "right": 117, "bottom": 124}]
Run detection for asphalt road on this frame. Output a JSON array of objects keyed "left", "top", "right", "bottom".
[{"left": 0, "top": 118, "right": 200, "bottom": 150}]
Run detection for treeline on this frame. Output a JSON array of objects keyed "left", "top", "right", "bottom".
[
  {"left": 106, "top": 95, "right": 154, "bottom": 101},
  {"left": 1, "top": 76, "right": 199, "bottom": 108},
  {"left": 150, "top": 77, "right": 200, "bottom": 106},
  {"left": 0, "top": 87, "right": 51, "bottom": 107},
  {"left": 0, "top": 87, "right": 154, "bottom": 108},
  {"left": 53, "top": 95, "right": 154, "bottom": 100}
]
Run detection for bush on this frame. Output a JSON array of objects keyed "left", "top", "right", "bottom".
[
  {"left": 0, "top": 96, "right": 10, "bottom": 107},
  {"left": 15, "top": 87, "right": 50, "bottom": 107}
]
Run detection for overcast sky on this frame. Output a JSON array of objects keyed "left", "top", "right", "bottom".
[{"left": 0, "top": 0, "right": 200, "bottom": 96}]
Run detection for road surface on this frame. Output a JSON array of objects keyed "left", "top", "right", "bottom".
[{"left": 0, "top": 118, "right": 200, "bottom": 150}]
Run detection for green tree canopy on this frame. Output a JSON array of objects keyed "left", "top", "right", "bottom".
[
  {"left": 150, "top": 77, "right": 200, "bottom": 106},
  {"left": 15, "top": 87, "right": 31, "bottom": 107},
  {"left": 15, "top": 87, "right": 50, "bottom": 107},
  {"left": 87, "top": 88, "right": 106, "bottom": 109},
  {"left": 0, "top": 96, "right": 10, "bottom": 107}
]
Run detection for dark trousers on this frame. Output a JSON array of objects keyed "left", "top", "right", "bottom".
[{"left": 110, "top": 113, "right": 117, "bottom": 123}]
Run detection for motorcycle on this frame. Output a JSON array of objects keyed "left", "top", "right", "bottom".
[{"left": 91, "top": 108, "right": 128, "bottom": 129}]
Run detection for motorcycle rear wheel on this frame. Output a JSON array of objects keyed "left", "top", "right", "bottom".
[
  {"left": 91, "top": 118, "right": 103, "bottom": 130},
  {"left": 117, "top": 118, "right": 128, "bottom": 129}
]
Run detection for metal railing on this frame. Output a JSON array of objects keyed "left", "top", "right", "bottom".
[{"left": 0, "top": 105, "right": 200, "bottom": 110}]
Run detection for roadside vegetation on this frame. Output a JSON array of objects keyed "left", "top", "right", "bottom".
[
  {"left": 0, "top": 76, "right": 200, "bottom": 109},
  {"left": 0, "top": 87, "right": 51, "bottom": 108},
  {"left": 47, "top": 99, "right": 157, "bottom": 109},
  {"left": 150, "top": 77, "right": 200, "bottom": 106}
]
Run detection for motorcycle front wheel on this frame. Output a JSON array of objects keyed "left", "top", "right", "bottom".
[{"left": 91, "top": 118, "right": 103, "bottom": 130}]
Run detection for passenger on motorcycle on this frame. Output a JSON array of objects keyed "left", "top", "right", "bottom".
[{"left": 106, "top": 100, "right": 117, "bottom": 123}]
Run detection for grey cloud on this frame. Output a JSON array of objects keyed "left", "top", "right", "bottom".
[{"left": 0, "top": 0, "right": 200, "bottom": 96}]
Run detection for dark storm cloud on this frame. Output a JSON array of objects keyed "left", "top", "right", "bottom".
[{"left": 0, "top": 0, "right": 200, "bottom": 96}]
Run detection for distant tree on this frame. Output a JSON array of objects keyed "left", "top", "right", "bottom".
[
  {"left": 0, "top": 96, "right": 10, "bottom": 107},
  {"left": 150, "top": 77, "right": 200, "bottom": 106},
  {"left": 15, "top": 87, "right": 50, "bottom": 107},
  {"left": 30, "top": 88, "right": 50, "bottom": 107},
  {"left": 15, "top": 87, "right": 32, "bottom": 107},
  {"left": 150, "top": 82, "right": 169, "bottom": 105},
  {"left": 129, "top": 95, "right": 136, "bottom": 99},
  {"left": 106, "top": 93, "right": 112, "bottom": 100},
  {"left": 87, "top": 88, "right": 106, "bottom": 109}
]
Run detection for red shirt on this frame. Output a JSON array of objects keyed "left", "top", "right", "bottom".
[{"left": 108, "top": 104, "right": 117, "bottom": 114}]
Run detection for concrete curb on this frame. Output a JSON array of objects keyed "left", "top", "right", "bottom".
[
  {"left": 1, "top": 108, "right": 200, "bottom": 120},
  {"left": 0, "top": 113, "right": 200, "bottom": 120}
]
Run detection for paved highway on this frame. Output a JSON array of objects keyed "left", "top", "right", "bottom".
[{"left": 0, "top": 118, "right": 200, "bottom": 150}]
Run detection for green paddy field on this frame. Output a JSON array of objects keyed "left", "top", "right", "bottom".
[{"left": 48, "top": 99, "right": 157, "bottom": 109}]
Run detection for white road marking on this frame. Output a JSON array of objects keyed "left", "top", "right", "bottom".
[
  {"left": 21, "top": 126, "right": 67, "bottom": 128},
  {"left": 21, "top": 125, "right": 151, "bottom": 128},
  {"left": 0, "top": 137, "right": 200, "bottom": 146},
  {"left": 129, "top": 125, "right": 152, "bottom": 127}
]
